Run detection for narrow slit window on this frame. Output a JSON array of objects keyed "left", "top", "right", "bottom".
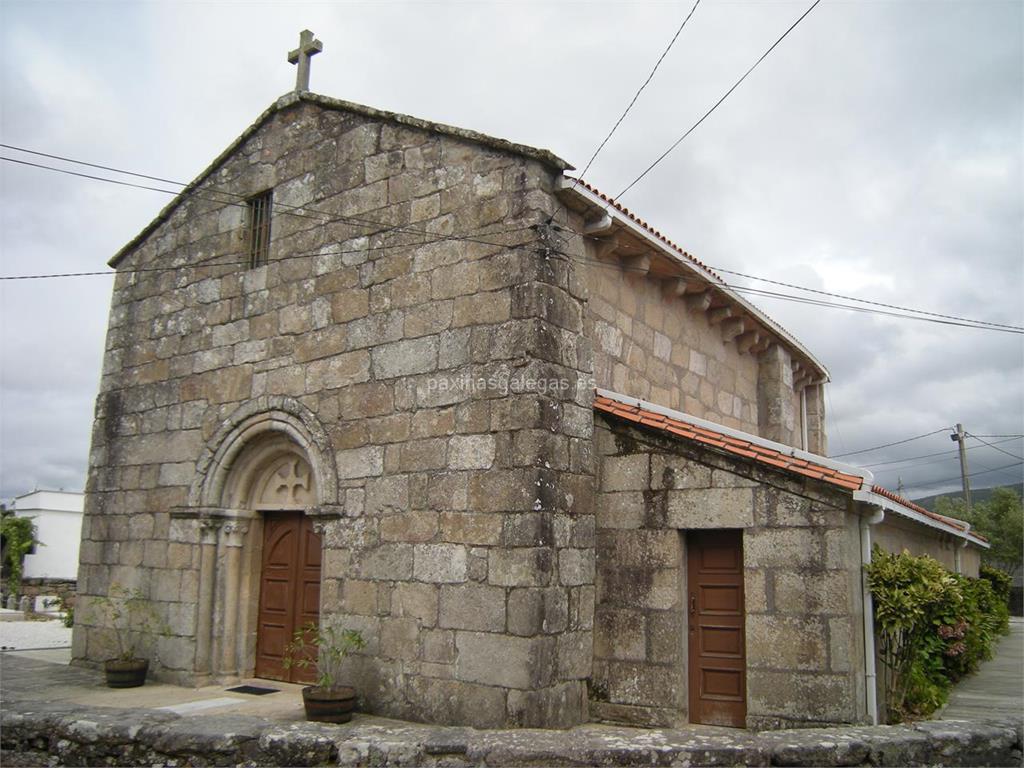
[{"left": 247, "top": 190, "right": 273, "bottom": 268}]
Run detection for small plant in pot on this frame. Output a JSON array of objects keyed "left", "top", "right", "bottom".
[
  {"left": 284, "top": 621, "right": 366, "bottom": 723},
  {"left": 91, "top": 584, "right": 168, "bottom": 688}
]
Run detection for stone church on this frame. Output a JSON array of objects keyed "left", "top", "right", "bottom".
[{"left": 73, "top": 32, "right": 987, "bottom": 730}]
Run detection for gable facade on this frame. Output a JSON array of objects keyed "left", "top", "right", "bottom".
[{"left": 73, "top": 93, "right": 984, "bottom": 730}]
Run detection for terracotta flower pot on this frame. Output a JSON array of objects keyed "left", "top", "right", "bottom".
[
  {"left": 301, "top": 685, "right": 356, "bottom": 723},
  {"left": 104, "top": 658, "right": 149, "bottom": 688}
]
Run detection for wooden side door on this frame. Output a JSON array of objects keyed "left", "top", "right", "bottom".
[
  {"left": 687, "top": 530, "right": 746, "bottom": 727},
  {"left": 254, "top": 512, "right": 321, "bottom": 683}
]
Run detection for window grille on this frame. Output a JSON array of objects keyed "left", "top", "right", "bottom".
[{"left": 247, "top": 190, "right": 273, "bottom": 268}]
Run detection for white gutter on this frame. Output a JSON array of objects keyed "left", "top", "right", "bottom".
[
  {"left": 852, "top": 489, "right": 989, "bottom": 549},
  {"left": 558, "top": 177, "right": 830, "bottom": 381},
  {"left": 860, "top": 505, "right": 885, "bottom": 725}
]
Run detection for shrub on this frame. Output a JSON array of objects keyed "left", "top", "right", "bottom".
[{"left": 867, "top": 547, "right": 1010, "bottom": 721}]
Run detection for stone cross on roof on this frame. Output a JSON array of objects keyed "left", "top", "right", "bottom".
[{"left": 288, "top": 30, "right": 323, "bottom": 92}]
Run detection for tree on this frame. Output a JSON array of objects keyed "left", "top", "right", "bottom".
[{"left": 938, "top": 488, "right": 1023, "bottom": 578}]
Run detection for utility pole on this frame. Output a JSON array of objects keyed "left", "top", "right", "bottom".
[{"left": 951, "top": 423, "right": 972, "bottom": 513}]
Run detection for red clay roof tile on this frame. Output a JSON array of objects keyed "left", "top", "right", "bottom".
[{"left": 594, "top": 391, "right": 986, "bottom": 545}]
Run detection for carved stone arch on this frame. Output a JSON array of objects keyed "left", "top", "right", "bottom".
[
  {"left": 189, "top": 396, "right": 338, "bottom": 510},
  {"left": 183, "top": 397, "right": 337, "bottom": 685}
]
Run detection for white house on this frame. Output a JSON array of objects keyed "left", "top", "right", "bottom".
[{"left": 11, "top": 490, "right": 84, "bottom": 581}]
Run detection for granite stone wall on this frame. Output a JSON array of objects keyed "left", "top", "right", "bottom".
[
  {"left": 592, "top": 415, "right": 866, "bottom": 730},
  {"left": 584, "top": 257, "right": 761, "bottom": 435},
  {"left": 74, "top": 97, "right": 595, "bottom": 728}
]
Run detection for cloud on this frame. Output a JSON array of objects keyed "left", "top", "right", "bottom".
[{"left": 0, "top": 1, "right": 1020, "bottom": 501}]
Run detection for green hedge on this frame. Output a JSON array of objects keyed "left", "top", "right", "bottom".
[{"left": 866, "top": 546, "right": 1011, "bottom": 721}]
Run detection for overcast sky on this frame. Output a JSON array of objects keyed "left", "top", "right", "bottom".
[{"left": 1, "top": 0, "right": 1021, "bottom": 504}]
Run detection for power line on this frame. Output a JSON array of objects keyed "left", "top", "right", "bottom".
[
  {"left": 705, "top": 265, "right": 1024, "bottom": 333},
  {"left": 860, "top": 437, "right": 1023, "bottom": 469},
  {"left": 0, "top": 150, "right": 537, "bottom": 250},
  {"left": 6, "top": 241, "right": 1023, "bottom": 339},
  {"left": 540, "top": 246, "right": 1024, "bottom": 334},
  {"left": 551, "top": 223, "right": 1024, "bottom": 332},
  {"left": 574, "top": 0, "right": 701, "bottom": 185},
  {"left": 967, "top": 433, "right": 1024, "bottom": 462},
  {"left": 971, "top": 434, "right": 1024, "bottom": 439},
  {"left": 613, "top": 0, "right": 822, "bottom": 202},
  {"left": 8, "top": 144, "right": 1020, "bottom": 336},
  {"left": 907, "top": 461, "right": 1024, "bottom": 491},
  {"left": 0, "top": 230, "right": 543, "bottom": 281},
  {"left": 831, "top": 428, "right": 951, "bottom": 458}
]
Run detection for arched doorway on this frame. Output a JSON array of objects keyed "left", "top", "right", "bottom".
[
  {"left": 225, "top": 439, "right": 321, "bottom": 684},
  {"left": 185, "top": 399, "right": 340, "bottom": 686}
]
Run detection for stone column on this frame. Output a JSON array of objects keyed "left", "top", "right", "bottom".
[
  {"left": 757, "top": 344, "right": 795, "bottom": 446},
  {"left": 804, "top": 382, "right": 828, "bottom": 455},
  {"left": 194, "top": 519, "right": 222, "bottom": 682},
  {"left": 219, "top": 520, "right": 249, "bottom": 678}
]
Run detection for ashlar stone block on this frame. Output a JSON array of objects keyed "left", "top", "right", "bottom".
[
  {"left": 439, "top": 584, "right": 506, "bottom": 632},
  {"left": 414, "top": 543, "right": 468, "bottom": 583},
  {"left": 454, "top": 631, "right": 554, "bottom": 689}
]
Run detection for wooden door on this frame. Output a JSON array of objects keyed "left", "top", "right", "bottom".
[
  {"left": 687, "top": 530, "right": 746, "bottom": 727},
  {"left": 254, "top": 512, "right": 321, "bottom": 683}
]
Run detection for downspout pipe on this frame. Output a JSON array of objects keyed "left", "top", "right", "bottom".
[
  {"left": 955, "top": 522, "right": 972, "bottom": 574},
  {"left": 860, "top": 504, "right": 885, "bottom": 725}
]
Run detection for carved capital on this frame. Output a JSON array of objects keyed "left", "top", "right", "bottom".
[
  {"left": 198, "top": 518, "right": 223, "bottom": 545},
  {"left": 221, "top": 521, "right": 250, "bottom": 547}
]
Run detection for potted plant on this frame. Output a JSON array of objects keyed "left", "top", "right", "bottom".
[
  {"left": 91, "top": 584, "right": 168, "bottom": 688},
  {"left": 284, "top": 621, "right": 365, "bottom": 723}
]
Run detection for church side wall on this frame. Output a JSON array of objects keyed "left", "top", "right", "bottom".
[
  {"left": 592, "top": 416, "right": 865, "bottom": 730},
  {"left": 575, "top": 223, "right": 823, "bottom": 453},
  {"left": 74, "top": 101, "right": 594, "bottom": 728},
  {"left": 584, "top": 252, "right": 761, "bottom": 435}
]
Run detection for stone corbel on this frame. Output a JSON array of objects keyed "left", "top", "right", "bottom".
[
  {"left": 685, "top": 291, "right": 713, "bottom": 313},
  {"left": 721, "top": 317, "right": 746, "bottom": 342},
  {"left": 620, "top": 253, "right": 651, "bottom": 282},
  {"left": 594, "top": 233, "right": 623, "bottom": 261},
  {"left": 662, "top": 276, "right": 708, "bottom": 298},
  {"left": 751, "top": 335, "right": 773, "bottom": 354},
  {"left": 707, "top": 306, "right": 732, "bottom": 325},
  {"left": 736, "top": 330, "right": 760, "bottom": 354}
]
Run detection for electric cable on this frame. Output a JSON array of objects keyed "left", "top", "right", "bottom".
[
  {"left": 572, "top": 0, "right": 701, "bottom": 187},
  {"left": 907, "top": 461, "right": 1024, "bottom": 491},
  {"left": 966, "top": 433, "right": 1024, "bottom": 462},
  {"left": 831, "top": 428, "right": 951, "bottom": 458},
  {"left": 613, "top": 0, "right": 822, "bottom": 202}
]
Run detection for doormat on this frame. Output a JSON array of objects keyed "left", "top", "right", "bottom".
[{"left": 225, "top": 685, "right": 280, "bottom": 696}]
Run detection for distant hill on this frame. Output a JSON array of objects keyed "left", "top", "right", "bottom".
[{"left": 912, "top": 483, "right": 1024, "bottom": 512}]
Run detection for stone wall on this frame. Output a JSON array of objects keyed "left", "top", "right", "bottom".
[
  {"left": 576, "top": 226, "right": 826, "bottom": 454},
  {"left": 873, "top": 516, "right": 981, "bottom": 577},
  {"left": 75, "top": 97, "right": 595, "bottom": 728},
  {"left": 584, "top": 256, "right": 761, "bottom": 435},
  {"left": 592, "top": 415, "right": 866, "bottom": 729},
  {"left": 4, "top": 698, "right": 1021, "bottom": 767}
]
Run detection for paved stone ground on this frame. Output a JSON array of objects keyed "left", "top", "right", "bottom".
[
  {"left": 1, "top": 624, "right": 1021, "bottom": 767},
  {"left": 0, "top": 617, "right": 72, "bottom": 650},
  {"left": 941, "top": 616, "right": 1024, "bottom": 721}
]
